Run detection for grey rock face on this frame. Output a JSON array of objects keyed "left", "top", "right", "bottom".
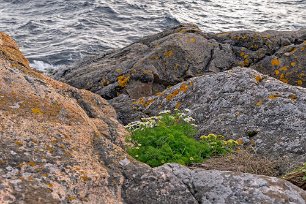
[
  {"left": 2, "top": 30, "right": 306, "bottom": 204},
  {"left": 154, "top": 164, "right": 306, "bottom": 204},
  {"left": 126, "top": 68, "right": 306, "bottom": 165},
  {"left": 53, "top": 24, "right": 306, "bottom": 99}
]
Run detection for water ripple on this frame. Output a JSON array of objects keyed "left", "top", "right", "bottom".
[{"left": 0, "top": 0, "right": 305, "bottom": 71}]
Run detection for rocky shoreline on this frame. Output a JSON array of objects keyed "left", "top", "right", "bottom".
[{"left": 1, "top": 25, "right": 306, "bottom": 203}]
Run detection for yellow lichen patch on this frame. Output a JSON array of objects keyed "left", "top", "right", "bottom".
[
  {"left": 240, "top": 52, "right": 245, "bottom": 57},
  {"left": 280, "top": 78, "right": 289, "bottom": 84},
  {"left": 166, "top": 89, "right": 180, "bottom": 101},
  {"left": 280, "top": 66, "right": 288, "bottom": 71},
  {"left": 164, "top": 50, "right": 174, "bottom": 58},
  {"left": 179, "top": 83, "right": 189, "bottom": 93},
  {"left": 81, "top": 176, "right": 90, "bottom": 182},
  {"left": 290, "top": 62, "right": 296, "bottom": 67},
  {"left": 289, "top": 94, "right": 297, "bottom": 101},
  {"left": 187, "top": 37, "right": 196, "bottom": 43},
  {"left": 175, "top": 102, "right": 181, "bottom": 109},
  {"left": 15, "top": 140, "right": 23, "bottom": 147},
  {"left": 279, "top": 74, "right": 288, "bottom": 83},
  {"left": 244, "top": 59, "right": 250, "bottom": 66},
  {"left": 133, "top": 97, "right": 154, "bottom": 108},
  {"left": 236, "top": 138, "right": 244, "bottom": 145},
  {"left": 271, "top": 58, "right": 280, "bottom": 67},
  {"left": 268, "top": 94, "right": 280, "bottom": 100},
  {"left": 31, "top": 108, "right": 43, "bottom": 115},
  {"left": 117, "top": 75, "right": 130, "bottom": 88},
  {"left": 297, "top": 80, "right": 303, "bottom": 86},
  {"left": 298, "top": 73, "right": 305, "bottom": 79},
  {"left": 144, "top": 99, "right": 155, "bottom": 108},
  {"left": 155, "top": 92, "right": 163, "bottom": 96},
  {"left": 133, "top": 97, "right": 145, "bottom": 105},
  {"left": 67, "top": 196, "right": 76, "bottom": 201},
  {"left": 28, "top": 161, "right": 36, "bottom": 167},
  {"left": 255, "top": 75, "right": 263, "bottom": 83},
  {"left": 275, "top": 70, "right": 280, "bottom": 75},
  {"left": 47, "top": 183, "right": 53, "bottom": 188},
  {"left": 238, "top": 61, "right": 245, "bottom": 67},
  {"left": 256, "top": 100, "right": 263, "bottom": 106}
]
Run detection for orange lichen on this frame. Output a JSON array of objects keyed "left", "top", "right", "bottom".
[
  {"left": 268, "top": 94, "right": 280, "bottom": 100},
  {"left": 117, "top": 75, "right": 130, "bottom": 88},
  {"left": 279, "top": 74, "right": 288, "bottom": 83},
  {"left": 81, "top": 176, "right": 90, "bottom": 182},
  {"left": 15, "top": 140, "right": 23, "bottom": 146},
  {"left": 255, "top": 75, "right": 263, "bottom": 83},
  {"left": 28, "top": 161, "right": 36, "bottom": 167},
  {"left": 175, "top": 102, "right": 181, "bottom": 109},
  {"left": 289, "top": 94, "right": 297, "bottom": 101},
  {"left": 271, "top": 58, "right": 280, "bottom": 67},
  {"left": 179, "top": 83, "right": 189, "bottom": 93},
  {"left": 47, "top": 183, "right": 53, "bottom": 188},
  {"left": 164, "top": 50, "right": 174, "bottom": 58},
  {"left": 280, "top": 66, "right": 288, "bottom": 71},
  {"left": 133, "top": 97, "right": 154, "bottom": 108},
  {"left": 31, "top": 108, "right": 43, "bottom": 115},
  {"left": 166, "top": 89, "right": 180, "bottom": 101}
]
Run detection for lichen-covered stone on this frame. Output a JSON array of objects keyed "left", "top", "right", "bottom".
[
  {"left": 53, "top": 24, "right": 306, "bottom": 126},
  {"left": 1, "top": 32, "right": 306, "bottom": 203},
  {"left": 117, "top": 68, "right": 306, "bottom": 169}
]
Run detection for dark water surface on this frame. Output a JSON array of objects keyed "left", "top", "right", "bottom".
[{"left": 0, "top": 0, "right": 305, "bottom": 71}]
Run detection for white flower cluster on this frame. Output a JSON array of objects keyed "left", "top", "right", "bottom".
[
  {"left": 176, "top": 109, "right": 196, "bottom": 126},
  {"left": 125, "top": 109, "right": 197, "bottom": 131},
  {"left": 125, "top": 116, "right": 161, "bottom": 131}
]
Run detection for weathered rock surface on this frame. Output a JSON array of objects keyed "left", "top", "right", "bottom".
[
  {"left": 115, "top": 68, "right": 306, "bottom": 167},
  {"left": 157, "top": 164, "right": 306, "bottom": 204},
  {"left": 53, "top": 24, "right": 306, "bottom": 104},
  {"left": 1, "top": 33, "right": 306, "bottom": 203},
  {"left": 0, "top": 32, "right": 196, "bottom": 204}
]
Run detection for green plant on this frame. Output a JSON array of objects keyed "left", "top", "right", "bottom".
[{"left": 125, "top": 110, "right": 239, "bottom": 167}]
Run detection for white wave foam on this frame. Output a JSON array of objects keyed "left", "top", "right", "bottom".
[{"left": 30, "top": 60, "right": 59, "bottom": 73}]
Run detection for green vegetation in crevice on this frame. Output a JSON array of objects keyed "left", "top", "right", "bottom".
[{"left": 125, "top": 110, "right": 239, "bottom": 167}]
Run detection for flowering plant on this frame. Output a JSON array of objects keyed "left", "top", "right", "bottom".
[{"left": 125, "top": 109, "right": 239, "bottom": 167}]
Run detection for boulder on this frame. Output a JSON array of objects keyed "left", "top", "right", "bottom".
[
  {"left": 0, "top": 32, "right": 196, "bottom": 203},
  {"left": 1, "top": 33, "right": 305, "bottom": 203},
  {"left": 117, "top": 68, "right": 306, "bottom": 167},
  {"left": 53, "top": 24, "right": 306, "bottom": 103},
  {"left": 153, "top": 164, "right": 306, "bottom": 204}
]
